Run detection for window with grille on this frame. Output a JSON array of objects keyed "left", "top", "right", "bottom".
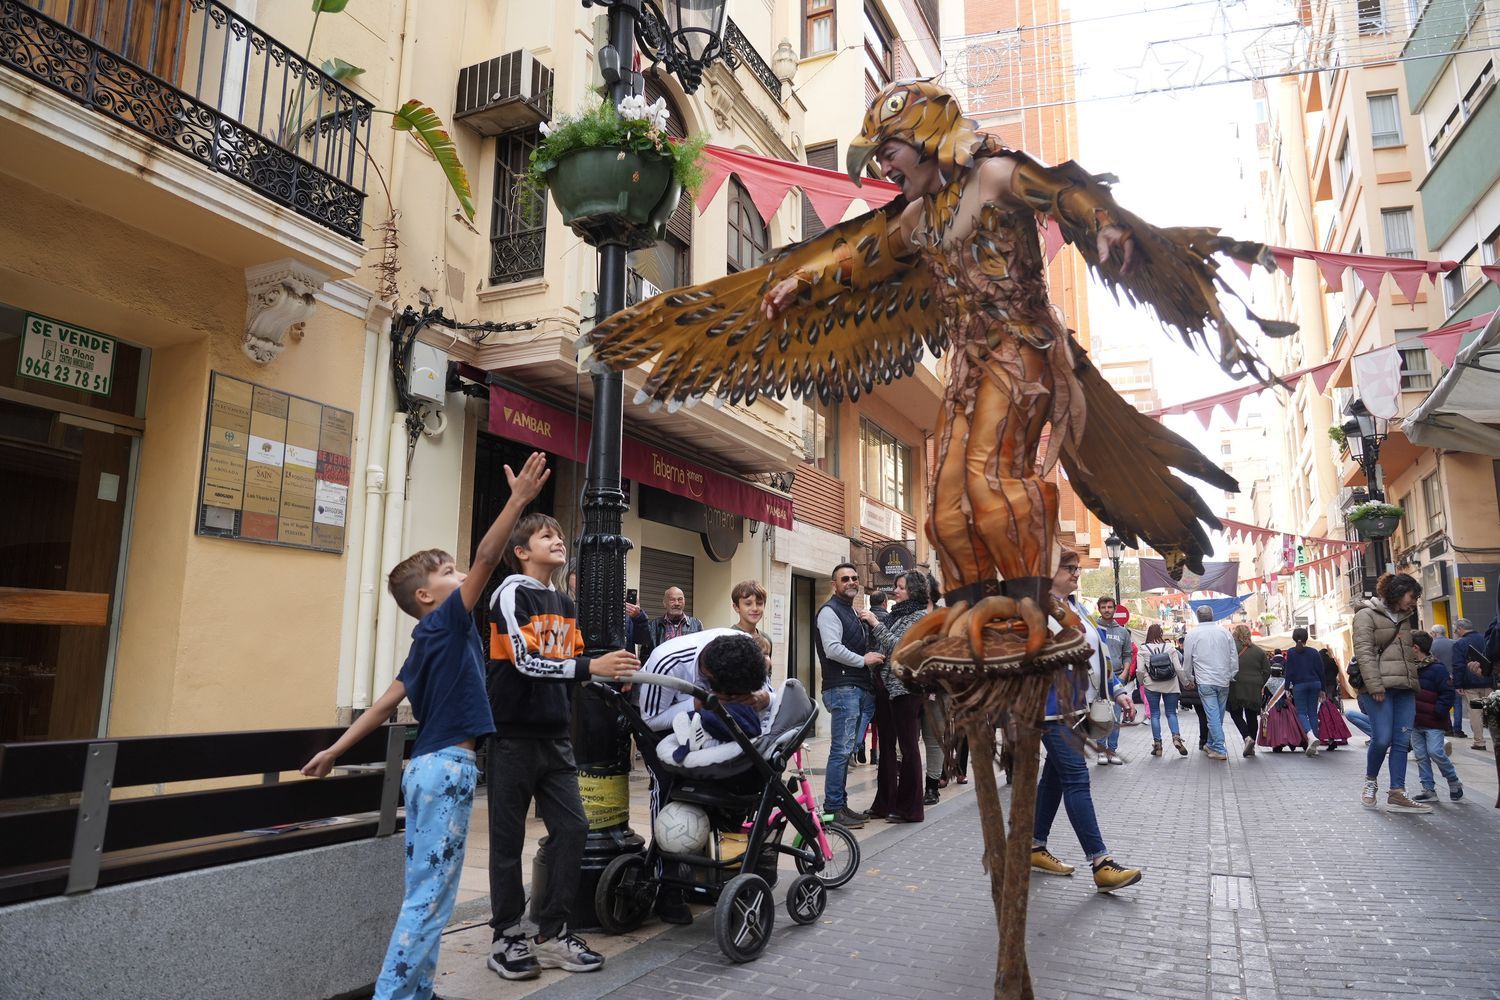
[
  {"left": 1368, "top": 92, "right": 1403, "bottom": 147},
  {"left": 1421, "top": 472, "right": 1444, "bottom": 535},
  {"left": 727, "top": 179, "right": 768, "bottom": 273},
  {"left": 1358, "top": 0, "right": 1386, "bottom": 32},
  {"left": 803, "top": 0, "right": 835, "bottom": 56},
  {"left": 861, "top": 419, "right": 911, "bottom": 512},
  {"left": 802, "top": 142, "right": 838, "bottom": 239},
  {"left": 1381, "top": 208, "right": 1415, "bottom": 259},
  {"left": 1396, "top": 329, "right": 1433, "bottom": 390},
  {"left": 490, "top": 129, "right": 547, "bottom": 285},
  {"left": 1335, "top": 136, "right": 1353, "bottom": 195}
]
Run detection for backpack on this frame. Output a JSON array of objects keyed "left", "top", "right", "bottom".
[{"left": 1145, "top": 645, "right": 1176, "bottom": 683}]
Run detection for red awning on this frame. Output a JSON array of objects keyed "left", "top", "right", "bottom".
[{"left": 488, "top": 384, "right": 793, "bottom": 529}]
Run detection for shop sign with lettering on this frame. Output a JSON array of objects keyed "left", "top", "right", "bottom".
[{"left": 18, "top": 314, "right": 115, "bottom": 396}]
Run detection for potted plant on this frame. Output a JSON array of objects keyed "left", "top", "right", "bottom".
[
  {"left": 1327, "top": 424, "right": 1348, "bottom": 454},
  {"left": 528, "top": 94, "right": 707, "bottom": 250},
  {"left": 1347, "top": 501, "right": 1404, "bottom": 539}
]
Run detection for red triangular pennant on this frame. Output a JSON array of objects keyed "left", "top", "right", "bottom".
[
  {"left": 1308, "top": 360, "right": 1339, "bottom": 394},
  {"left": 1315, "top": 253, "right": 1347, "bottom": 289},
  {"left": 1354, "top": 267, "right": 1387, "bottom": 298},
  {"left": 1389, "top": 267, "right": 1425, "bottom": 303}
]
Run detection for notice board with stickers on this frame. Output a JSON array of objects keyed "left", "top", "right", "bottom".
[{"left": 196, "top": 372, "right": 353, "bottom": 553}]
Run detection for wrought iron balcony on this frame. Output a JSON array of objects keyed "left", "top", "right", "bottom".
[
  {"left": 722, "top": 19, "right": 780, "bottom": 101},
  {"left": 1, "top": 0, "right": 372, "bottom": 241}
]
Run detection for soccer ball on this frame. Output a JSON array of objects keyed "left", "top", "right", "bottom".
[{"left": 653, "top": 802, "right": 711, "bottom": 855}]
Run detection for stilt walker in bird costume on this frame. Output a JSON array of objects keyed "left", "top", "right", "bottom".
[{"left": 585, "top": 80, "right": 1291, "bottom": 998}]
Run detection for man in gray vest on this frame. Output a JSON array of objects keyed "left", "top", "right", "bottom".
[{"left": 815, "top": 562, "right": 882, "bottom": 828}]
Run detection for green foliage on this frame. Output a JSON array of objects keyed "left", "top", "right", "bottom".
[
  {"left": 527, "top": 98, "right": 709, "bottom": 196},
  {"left": 1327, "top": 424, "right": 1347, "bottom": 447},
  {"left": 1347, "top": 502, "right": 1404, "bottom": 522},
  {"left": 389, "top": 100, "right": 475, "bottom": 221},
  {"left": 311, "top": 0, "right": 351, "bottom": 11}
]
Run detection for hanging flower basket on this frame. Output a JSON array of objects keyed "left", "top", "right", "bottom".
[
  {"left": 1347, "top": 502, "right": 1404, "bottom": 540},
  {"left": 528, "top": 95, "right": 706, "bottom": 252},
  {"left": 547, "top": 147, "right": 681, "bottom": 250}
]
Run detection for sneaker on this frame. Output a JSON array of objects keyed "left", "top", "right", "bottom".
[
  {"left": 1096, "top": 753, "right": 1110, "bottom": 765},
  {"left": 1361, "top": 779, "right": 1378, "bottom": 809},
  {"left": 534, "top": 930, "right": 604, "bottom": 973},
  {"left": 1091, "top": 858, "right": 1143, "bottom": 893},
  {"left": 1030, "top": 847, "right": 1075, "bottom": 876},
  {"left": 1411, "top": 788, "right": 1437, "bottom": 803},
  {"left": 1173, "top": 735, "right": 1188, "bottom": 757},
  {"left": 1243, "top": 736, "right": 1256, "bottom": 758},
  {"left": 1151, "top": 741, "right": 1163, "bottom": 757},
  {"left": 1304, "top": 733, "right": 1321, "bottom": 757},
  {"left": 1472, "top": 743, "right": 1488, "bottom": 752},
  {"left": 832, "top": 807, "right": 866, "bottom": 829},
  {"left": 1449, "top": 780, "right": 1464, "bottom": 801},
  {"left": 1386, "top": 789, "right": 1433, "bottom": 814},
  {"left": 1205, "top": 749, "right": 1227, "bottom": 761},
  {"left": 488, "top": 928, "right": 541, "bottom": 981},
  {"left": 1109, "top": 756, "right": 1125, "bottom": 765}
]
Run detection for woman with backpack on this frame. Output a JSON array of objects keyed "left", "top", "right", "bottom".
[
  {"left": 1139, "top": 624, "right": 1187, "bottom": 757},
  {"left": 1351, "top": 572, "right": 1430, "bottom": 813}
]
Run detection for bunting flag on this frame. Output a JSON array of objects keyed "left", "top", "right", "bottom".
[
  {"left": 696, "top": 145, "right": 900, "bottom": 228},
  {"left": 1268, "top": 245, "right": 1456, "bottom": 303},
  {"left": 1140, "top": 558, "right": 1241, "bottom": 596},
  {"left": 1351, "top": 345, "right": 1404, "bottom": 419}
]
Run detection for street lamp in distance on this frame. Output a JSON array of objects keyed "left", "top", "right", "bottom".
[
  {"left": 1343, "top": 397, "right": 1391, "bottom": 594},
  {"left": 1105, "top": 532, "right": 1124, "bottom": 605}
]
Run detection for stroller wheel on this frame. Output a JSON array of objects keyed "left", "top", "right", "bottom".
[
  {"left": 786, "top": 873, "right": 827, "bottom": 925},
  {"left": 714, "top": 874, "right": 775, "bottom": 963},
  {"left": 795, "top": 822, "right": 860, "bottom": 889},
  {"left": 595, "top": 852, "right": 655, "bottom": 935}
]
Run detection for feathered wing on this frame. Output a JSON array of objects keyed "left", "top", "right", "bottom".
[
  {"left": 1062, "top": 338, "right": 1237, "bottom": 578},
  {"left": 584, "top": 204, "right": 943, "bottom": 408}
]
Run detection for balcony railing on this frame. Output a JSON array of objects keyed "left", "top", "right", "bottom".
[
  {"left": 1, "top": 0, "right": 372, "bottom": 241},
  {"left": 723, "top": 19, "right": 781, "bottom": 101}
]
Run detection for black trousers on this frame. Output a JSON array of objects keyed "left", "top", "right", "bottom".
[
  {"left": 487, "top": 737, "right": 588, "bottom": 940},
  {"left": 1226, "top": 703, "right": 1259, "bottom": 742},
  {"left": 1191, "top": 699, "right": 1209, "bottom": 746},
  {"left": 870, "top": 692, "right": 925, "bottom": 821}
]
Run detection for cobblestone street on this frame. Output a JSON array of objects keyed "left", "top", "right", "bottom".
[{"left": 433, "top": 714, "right": 1500, "bottom": 1000}]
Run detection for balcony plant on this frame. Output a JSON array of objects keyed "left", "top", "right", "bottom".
[
  {"left": 1327, "top": 424, "right": 1347, "bottom": 452},
  {"left": 527, "top": 94, "right": 708, "bottom": 250},
  {"left": 1346, "top": 502, "right": 1404, "bottom": 540}
]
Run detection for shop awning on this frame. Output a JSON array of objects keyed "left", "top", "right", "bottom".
[
  {"left": 487, "top": 384, "right": 793, "bottom": 529},
  {"left": 1402, "top": 310, "right": 1500, "bottom": 457}
]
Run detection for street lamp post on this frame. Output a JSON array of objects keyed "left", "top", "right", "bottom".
[
  {"left": 1105, "top": 532, "right": 1124, "bottom": 606},
  {"left": 1342, "top": 397, "right": 1390, "bottom": 596},
  {"left": 566, "top": 0, "right": 730, "bottom": 929}
]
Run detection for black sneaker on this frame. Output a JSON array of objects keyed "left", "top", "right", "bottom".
[
  {"left": 535, "top": 929, "right": 604, "bottom": 973},
  {"left": 855, "top": 746, "right": 867, "bottom": 764},
  {"left": 832, "top": 806, "right": 866, "bottom": 828},
  {"left": 488, "top": 928, "right": 540, "bottom": 981}
]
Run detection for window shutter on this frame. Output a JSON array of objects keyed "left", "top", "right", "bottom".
[
  {"left": 639, "top": 546, "right": 697, "bottom": 620},
  {"left": 802, "top": 142, "right": 838, "bottom": 239}
]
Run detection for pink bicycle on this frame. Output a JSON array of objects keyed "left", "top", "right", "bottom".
[{"left": 753, "top": 745, "right": 859, "bottom": 891}]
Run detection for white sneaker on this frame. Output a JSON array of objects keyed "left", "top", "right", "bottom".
[
  {"left": 1304, "top": 733, "right": 1321, "bottom": 757},
  {"left": 1097, "top": 753, "right": 1110, "bottom": 765},
  {"left": 1360, "top": 779, "right": 1378, "bottom": 809},
  {"left": 534, "top": 929, "right": 604, "bottom": 973}
]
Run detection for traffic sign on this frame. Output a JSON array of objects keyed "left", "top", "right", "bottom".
[{"left": 1112, "top": 607, "right": 1131, "bottom": 625}]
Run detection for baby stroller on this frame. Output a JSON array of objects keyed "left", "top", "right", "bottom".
[{"left": 587, "top": 673, "right": 838, "bottom": 963}]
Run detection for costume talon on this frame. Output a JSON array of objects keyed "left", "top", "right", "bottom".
[{"left": 585, "top": 80, "right": 1291, "bottom": 999}]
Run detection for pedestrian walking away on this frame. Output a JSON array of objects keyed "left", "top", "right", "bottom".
[
  {"left": 1351, "top": 572, "right": 1431, "bottom": 814},
  {"left": 1283, "top": 628, "right": 1324, "bottom": 757},
  {"left": 1229, "top": 624, "right": 1271, "bottom": 756},
  {"left": 1138, "top": 624, "right": 1187, "bottom": 757},
  {"left": 1182, "top": 606, "right": 1237, "bottom": 760}
]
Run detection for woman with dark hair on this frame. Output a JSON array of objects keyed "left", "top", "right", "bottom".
[
  {"left": 1351, "top": 572, "right": 1430, "bottom": 813},
  {"left": 867, "top": 572, "right": 931, "bottom": 822},
  {"left": 1283, "top": 627, "right": 1324, "bottom": 756},
  {"left": 1317, "top": 648, "right": 1353, "bottom": 749},
  {"left": 1229, "top": 625, "right": 1271, "bottom": 756},
  {"left": 1139, "top": 623, "right": 1187, "bottom": 757}
]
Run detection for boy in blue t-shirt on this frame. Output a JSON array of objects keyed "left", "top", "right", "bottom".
[{"left": 302, "top": 452, "right": 552, "bottom": 1000}]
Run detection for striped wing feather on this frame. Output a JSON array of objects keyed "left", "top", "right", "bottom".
[{"left": 586, "top": 205, "right": 944, "bottom": 407}]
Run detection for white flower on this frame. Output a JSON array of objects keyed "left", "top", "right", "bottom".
[
  {"left": 647, "top": 96, "right": 670, "bottom": 130},
  {"left": 539, "top": 120, "right": 552, "bottom": 137},
  {"left": 617, "top": 94, "right": 647, "bottom": 121}
]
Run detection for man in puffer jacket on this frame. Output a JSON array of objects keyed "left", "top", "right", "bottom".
[
  {"left": 1409, "top": 631, "right": 1463, "bottom": 803},
  {"left": 1351, "top": 572, "right": 1430, "bottom": 814}
]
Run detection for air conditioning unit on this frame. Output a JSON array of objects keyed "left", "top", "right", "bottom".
[{"left": 455, "top": 51, "right": 553, "bottom": 136}]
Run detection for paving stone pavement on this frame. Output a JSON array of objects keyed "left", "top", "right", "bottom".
[{"left": 493, "top": 712, "right": 1500, "bottom": 1000}]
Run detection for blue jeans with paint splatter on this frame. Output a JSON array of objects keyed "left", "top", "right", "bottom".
[{"left": 374, "top": 745, "right": 478, "bottom": 1000}]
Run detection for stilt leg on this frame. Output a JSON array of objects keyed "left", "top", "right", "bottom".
[
  {"left": 964, "top": 712, "right": 1035, "bottom": 1000},
  {"left": 994, "top": 684, "right": 1046, "bottom": 1000}
]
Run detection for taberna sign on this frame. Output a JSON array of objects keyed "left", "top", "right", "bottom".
[{"left": 874, "top": 541, "right": 915, "bottom": 578}]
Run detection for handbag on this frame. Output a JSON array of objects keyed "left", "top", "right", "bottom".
[
  {"left": 1083, "top": 631, "right": 1116, "bottom": 739},
  {"left": 1349, "top": 621, "right": 1403, "bottom": 691}
]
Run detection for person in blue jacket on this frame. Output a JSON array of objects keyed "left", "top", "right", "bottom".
[
  {"left": 1410, "top": 631, "right": 1463, "bottom": 802},
  {"left": 1028, "top": 546, "right": 1142, "bottom": 894},
  {"left": 1283, "top": 628, "right": 1325, "bottom": 756}
]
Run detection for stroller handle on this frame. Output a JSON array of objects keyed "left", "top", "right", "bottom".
[{"left": 619, "top": 671, "right": 710, "bottom": 701}]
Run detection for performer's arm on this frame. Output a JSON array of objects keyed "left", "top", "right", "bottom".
[
  {"left": 977, "top": 155, "right": 1138, "bottom": 273},
  {"left": 761, "top": 210, "right": 915, "bottom": 320}
]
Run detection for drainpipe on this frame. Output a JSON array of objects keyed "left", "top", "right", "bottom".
[
  {"left": 372, "top": 413, "right": 411, "bottom": 696},
  {"left": 334, "top": 304, "right": 384, "bottom": 715},
  {"left": 349, "top": 321, "right": 395, "bottom": 710}
]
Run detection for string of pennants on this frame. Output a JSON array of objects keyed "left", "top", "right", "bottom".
[{"left": 1217, "top": 517, "right": 1366, "bottom": 597}]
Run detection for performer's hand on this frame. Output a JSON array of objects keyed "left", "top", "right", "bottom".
[
  {"left": 761, "top": 276, "right": 801, "bottom": 319},
  {"left": 1097, "top": 225, "right": 1138, "bottom": 275}
]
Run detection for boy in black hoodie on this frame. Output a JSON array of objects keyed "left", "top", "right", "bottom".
[
  {"left": 485, "top": 513, "right": 637, "bottom": 980},
  {"left": 1411, "top": 631, "right": 1463, "bottom": 803}
]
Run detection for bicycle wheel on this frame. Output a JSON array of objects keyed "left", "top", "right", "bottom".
[{"left": 794, "top": 821, "right": 859, "bottom": 889}]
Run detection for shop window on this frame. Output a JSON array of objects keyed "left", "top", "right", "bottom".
[
  {"left": 861, "top": 418, "right": 911, "bottom": 513},
  {"left": 727, "top": 179, "right": 768, "bottom": 273},
  {"left": 1381, "top": 208, "right": 1415, "bottom": 259},
  {"left": 1368, "top": 92, "right": 1403, "bottom": 147},
  {"left": 803, "top": 0, "right": 835, "bottom": 56},
  {"left": 1396, "top": 329, "right": 1432, "bottom": 390},
  {"left": 490, "top": 128, "right": 547, "bottom": 285},
  {"left": 799, "top": 396, "right": 839, "bottom": 474}
]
